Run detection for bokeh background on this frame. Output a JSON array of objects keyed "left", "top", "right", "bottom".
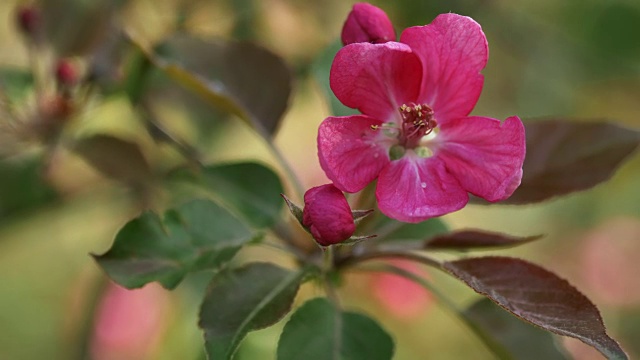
[{"left": 0, "top": 0, "right": 639, "bottom": 359}]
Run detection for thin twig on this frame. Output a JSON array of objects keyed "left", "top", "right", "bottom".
[
  {"left": 351, "top": 264, "right": 511, "bottom": 360},
  {"left": 336, "top": 250, "right": 443, "bottom": 270}
]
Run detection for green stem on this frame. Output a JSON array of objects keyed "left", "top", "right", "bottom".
[
  {"left": 372, "top": 219, "right": 408, "bottom": 240},
  {"left": 322, "top": 246, "right": 341, "bottom": 307},
  {"left": 140, "top": 103, "right": 204, "bottom": 168},
  {"left": 254, "top": 124, "right": 306, "bottom": 201}
]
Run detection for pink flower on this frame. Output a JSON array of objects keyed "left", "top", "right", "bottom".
[
  {"left": 370, "top": 259, "right": 433, "bottom": 320},
  {"left": 341, "top": 3, "right": 396, "bottom": 45},
  {"left": 303, "top": 184, "right": 355, "bottom": 246},
  {"left": 91, "top": 283, "right": 171, "bottom": 360},
  {"left": 318, "top": 12, "right": 526, "bottom": 223}
]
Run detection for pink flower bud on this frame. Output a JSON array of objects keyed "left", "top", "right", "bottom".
[
  {"left": 341, "top": 3, "right": 396, "bottom": 46},
  {"left": 303, "top": 184, "right": 355, "bottom": 246},
  {"left": 55, "top": 59, "right": 78, "bottom": 87},
  {"left": 16, "top": 5, "right": 41, "bottom": 37}
]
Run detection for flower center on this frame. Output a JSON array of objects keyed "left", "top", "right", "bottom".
[
  {"left": 399, "top": 103, "right": 437, "bottom": 146},
  {"left": 370, "top": 103, "right": 439, "bottom": 159}
]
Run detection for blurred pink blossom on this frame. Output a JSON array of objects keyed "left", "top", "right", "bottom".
[
  {"left": 370, "top": 259, "right": 432, "bottom": 319},
  {"left": 581, "top": 217, "right": 640, "bottom": 307},
  {"left": 91, "top": 282, "right": 171, "bottom": 360}
]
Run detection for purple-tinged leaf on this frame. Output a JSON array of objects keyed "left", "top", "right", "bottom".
[
  {"left": 42, "top": 0, "right": 125, "bottom": 56},
  {"left": 465, "top": 298, "right": 568, "bottom": 360},
  {"left": 504, "top": 119, "right": 640, "bottom": 204},
  {"left": 425, "top": 230, "right": 541, "bottom": 251},
  {"left": 444, "top": 257, "right": 628, "bottom": 360},
  {"left": 352, "top": 208, "right": 374, "bottom": 223},
  {"left": 141, "top": 34, "right": 292, "bottom": 136},
  {"left": 74, "top": 134, "right": 152, "bottom": 186}
]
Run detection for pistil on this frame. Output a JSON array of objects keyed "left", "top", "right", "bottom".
[{"left": 399, "top": 103, "right": 437, "bottom": 148}]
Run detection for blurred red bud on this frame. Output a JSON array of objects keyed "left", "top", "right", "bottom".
[
  {"left": 16, "top": 5, "right": 41, "bottom": 38},
  {"left": 341, "top": 3, "right": 396, "bottom": 46},
  {"left": 56, "top": 59, "right": 79, "bottom": 87}
]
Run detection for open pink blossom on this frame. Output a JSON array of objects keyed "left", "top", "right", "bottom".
[
  {"left": 303, "top": 184, "right": 356, "bottom": 246},
  {"left": 318, "top": 12, "right": 526, "bottom": 223}
]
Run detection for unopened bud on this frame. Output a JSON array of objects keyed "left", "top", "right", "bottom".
[
  {"left": 302, "top": 184, "right": 355, "bottom": 246},
  {"left": 341, "top": 3, "right": 396, "bottom": 46}
]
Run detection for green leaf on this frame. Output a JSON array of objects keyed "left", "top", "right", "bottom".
[
  {"left": 199, "top": 262, "right": 308, "bottom": 360},
  {"left": 494, "top": 119, "right": 640, "bottom": 204},
  {"left": 277, "top": 298, "right": 394, "bottom": 360},
  {"left": 73, "top": 134, "right": 153, "bottom": 186},
  {"left": 444, "top": 257, "right": 628, "bottom": 360},
  {"left": 374, "top": 214, "right": 449, "bottom": 243},
  {"left": 465, "top": 298, "right": 568, "bottom": 360},
  {"left": 311, "top": 40, "right": 359, "bottom": 117},
  {"left": 0, "top": 156, "right": 58, "bottom": 220},
  {"left": 94, "top": 199, "right": 259, "bottom": 289},
  {"left": 173, "top": 162, "right": 284, "bottom": 228},
  {"left": 140, "top": 33, "right": 292, "bottom": 136},
  {"left": 281, "top": 193, "right": 304, "bottom": 226},
  {"left": 425, "top": 230, "right": 541, "bottom": 251},
  {"left": 202, "top": 162, "right": 284, "bottom": 228},
  {"left": 0, "top": 68, "right": 34, "bottom": 102}
]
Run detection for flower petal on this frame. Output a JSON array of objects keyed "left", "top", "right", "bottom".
[
  {"left": 318, "top": 115, "right": 392, "bottom": 193},
  {"left": 303, "top": 184, "right": 355, "bottom": 246},
  {"left": 376, "top": 154, "right": 468, "bottom": 223},
  {"left": 436, "top": 116, "right": 526, "bottom": 202},
  {"left": 330, "top": 42, "right": 422, "bottom": 122},
  {"left": 341, "top": 3, "right": 396, "bottom": 45},
  {"left": 400, "top": 14, "right": 488, "bottom": 124}
]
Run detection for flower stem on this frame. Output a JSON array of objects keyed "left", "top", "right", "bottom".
[
  {"left": 322, "top": 246, "right": 342, "bottom": 307},
  {"left": 254, "top": 124, "right": 306, "bottom": 201},
  {"left": 323, "top": 245, "right": 335, "bottom": 272}
]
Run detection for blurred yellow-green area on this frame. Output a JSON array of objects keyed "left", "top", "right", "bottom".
[{"left": 1, "top": 0, "right": 640, "bottom": 359}]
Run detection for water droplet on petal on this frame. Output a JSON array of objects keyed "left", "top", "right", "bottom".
[
  {"left": 420, "top": 182, "right": 427, "bottom": 189},
  {"left": 374, "top": 153, "right": 379, "bottom": 158}
]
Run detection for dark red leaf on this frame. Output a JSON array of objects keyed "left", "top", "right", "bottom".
[
  {"left": 425, "top": 230, "right": 541, "bottom": 250},
  {"left": 74, "top": 134, "right": 152, "bottom": 185},
  {"left": 486, "top": 119, "right": 640, "bottom": 204},
  {"left": 444, "top": 257, "right": 627, "bottom": 360},
  {"left": 464, "top": 298, "right": 568, "bottom": 360},
  {"left": 156, "top": 34, "right": 292, "bottom": 136}
]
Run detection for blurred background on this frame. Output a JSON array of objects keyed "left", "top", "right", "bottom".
[{"left": 0, "top": 0, "right": 639, "bottom": 359}]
